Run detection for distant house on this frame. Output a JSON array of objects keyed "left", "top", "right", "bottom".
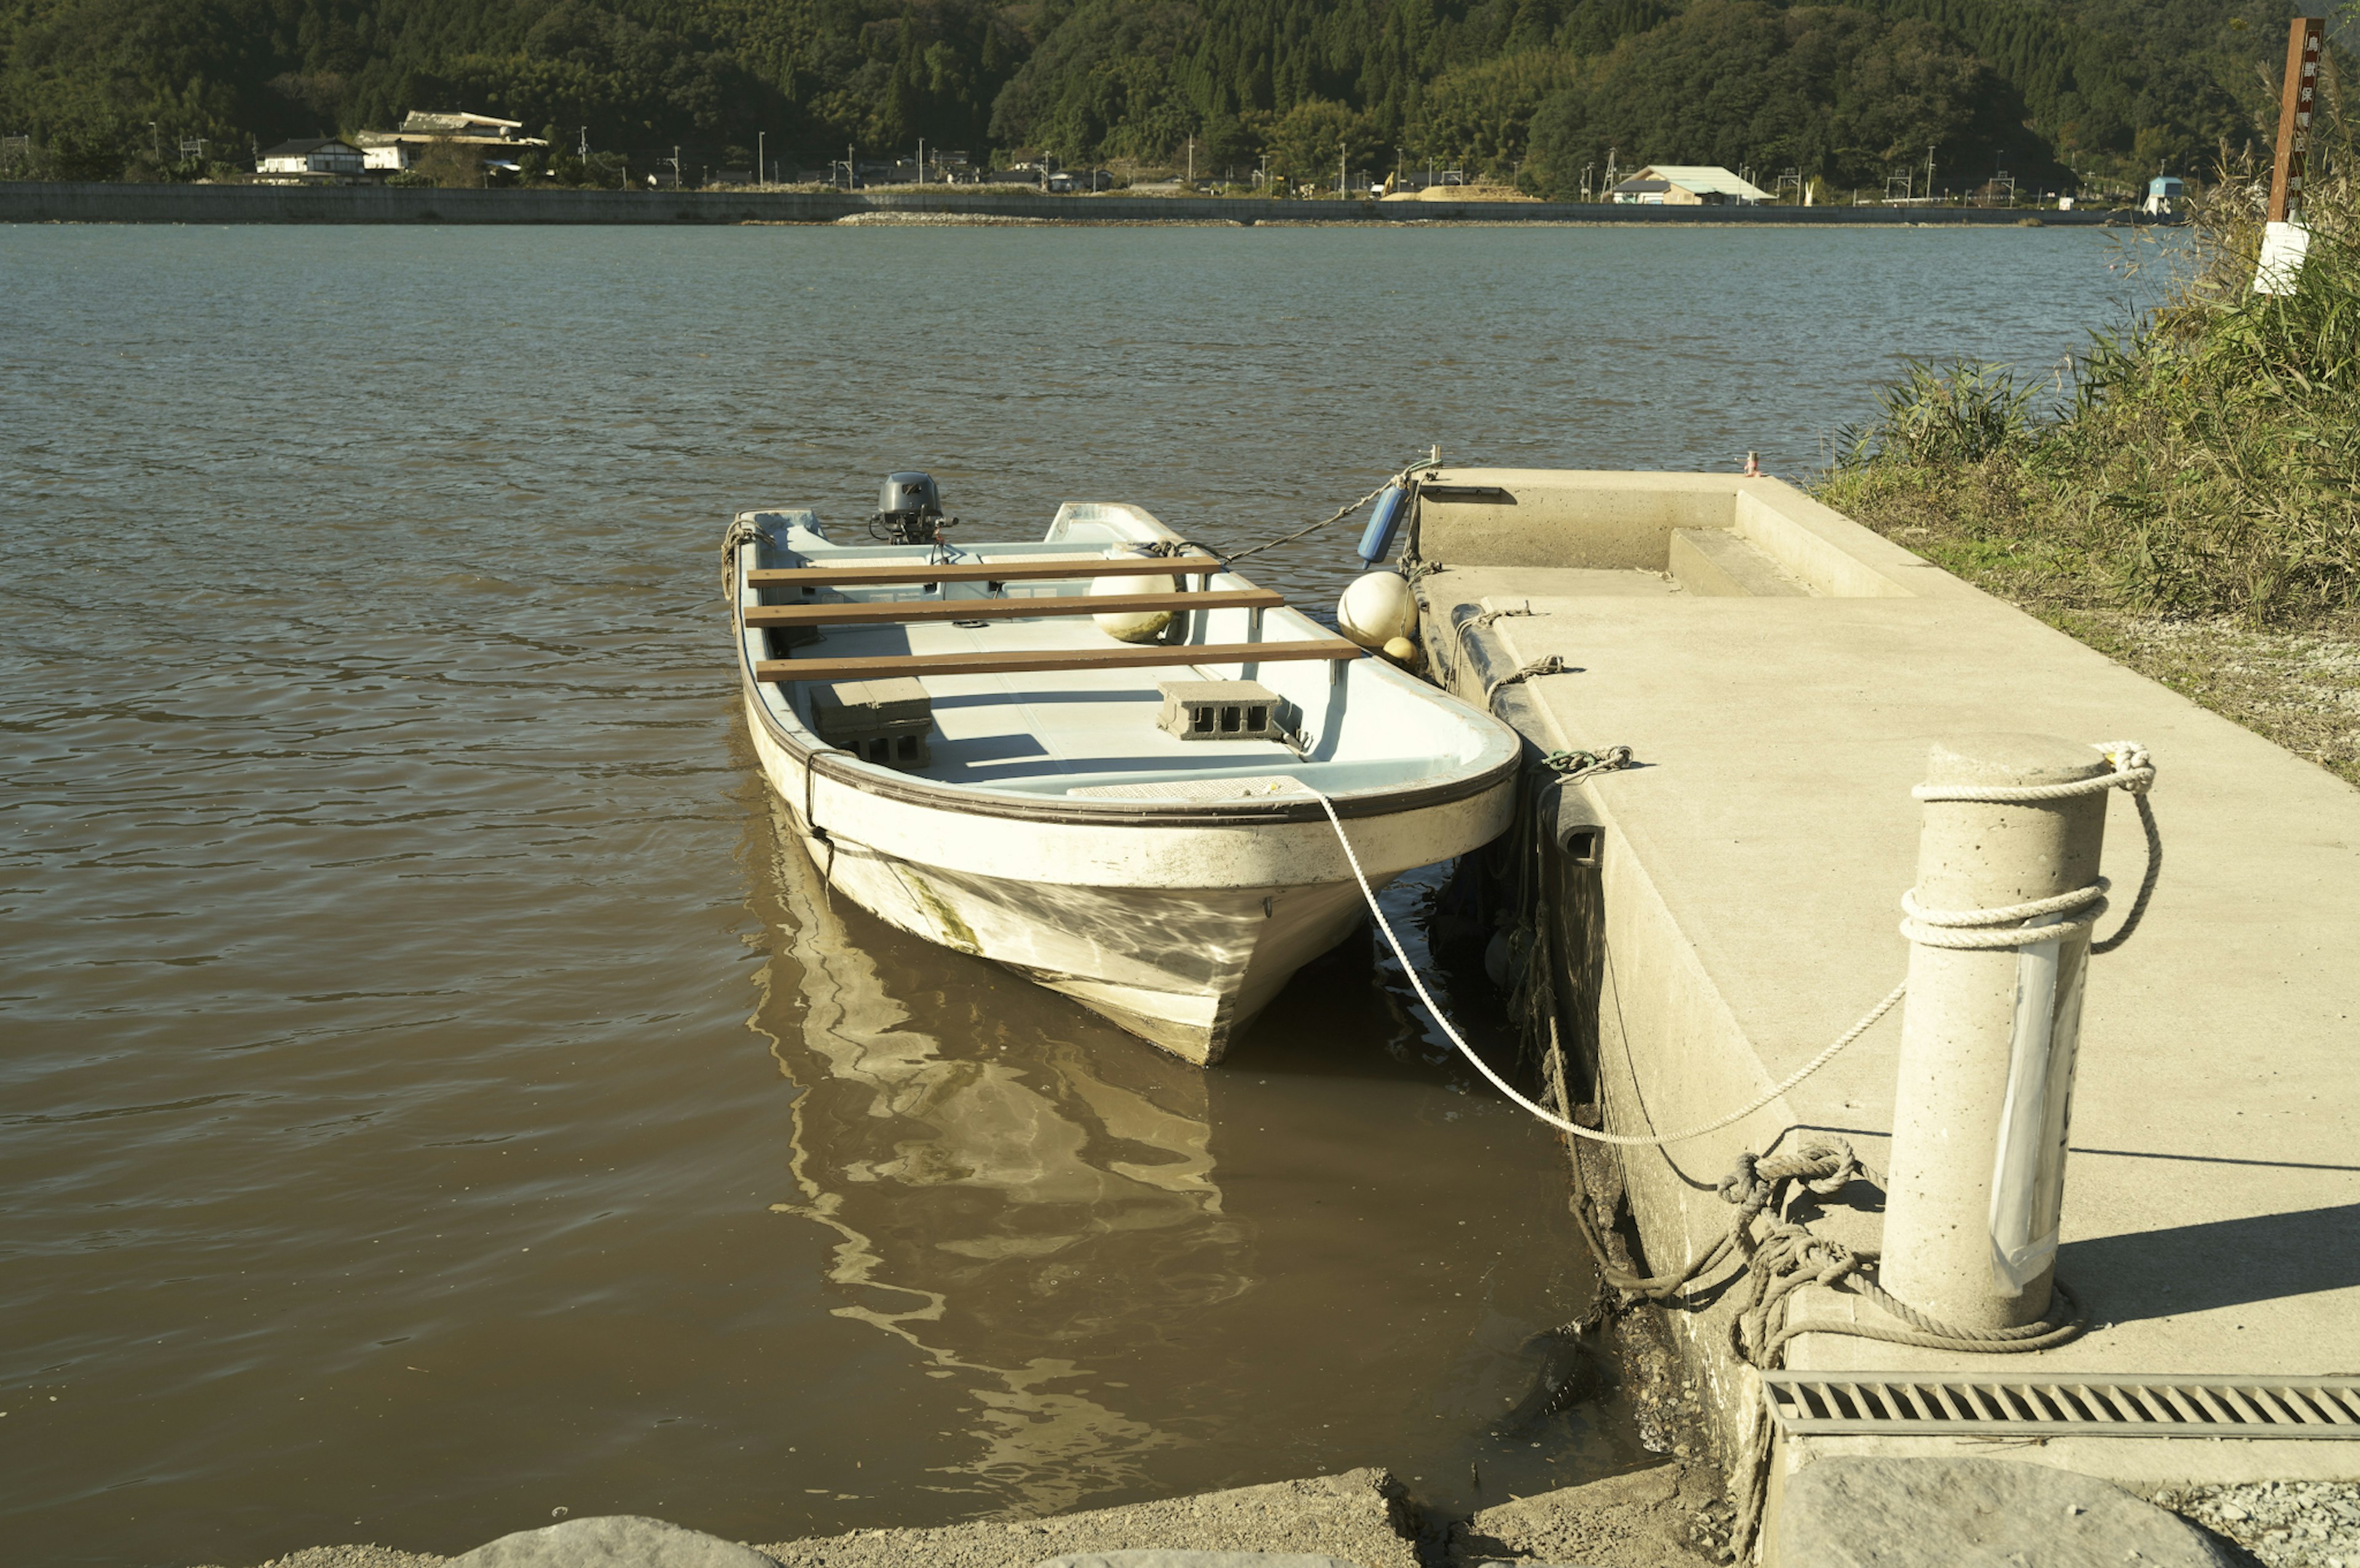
[
  {"left": 354, "top": 111, "right": 548, "bottom": 173},
  {"left": 1608, "top": 165, "right": 1772, "bottom": 206},
  {"left": 2143, "top": 175, "right": 2185, "bottom": 216},
  {"left": 256, "top": 137, "right": 364, "bottom": 179}
]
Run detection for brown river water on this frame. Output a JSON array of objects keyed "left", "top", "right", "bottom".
[{"left": 0, "top": 222, "right": 2153, "bottom": 1566}]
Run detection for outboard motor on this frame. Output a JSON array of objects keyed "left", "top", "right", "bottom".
[{"left": 871, "top": 471, "right": 955, "bottom": 544}]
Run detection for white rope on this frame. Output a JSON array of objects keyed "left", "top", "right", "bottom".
[
  {"left": 1911, "top": 740, "right": 2154, "bottom": 802},
  {"left": 1307, "top": 788, "right": 1905, "bottom": 1148},
  {"left": 1899, "top": 884, "right": 2107, "bottom": 947},
  {"left": 1898, "top": 742, "right": 2157, "bottom": 950},
  {"left": 1302, "top": 737, "right": 2157, "bottom": 1147}
]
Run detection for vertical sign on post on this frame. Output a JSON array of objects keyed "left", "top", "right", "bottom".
[{"left": 2256, "top": 16, "right": 2326, "bottom": 294}]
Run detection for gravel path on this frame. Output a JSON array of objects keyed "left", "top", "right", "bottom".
[{"left": 2155, "top": 1482, "right": 2360, "bottom": 1568}]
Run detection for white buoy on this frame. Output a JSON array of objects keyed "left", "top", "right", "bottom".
[
  {"left": 1382, "top": 636, "right": 1418, "bottom": 667},
  {"left": 1337, "top": 569, "right": 1418, "bottom": 651},
  {"left": 1092, "top": 571, "right": 1178, "bottom": 645}
]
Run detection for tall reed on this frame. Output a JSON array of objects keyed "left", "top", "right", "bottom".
[{"left": 1825, "top": 74, "right": 2359, "bottom": 624}]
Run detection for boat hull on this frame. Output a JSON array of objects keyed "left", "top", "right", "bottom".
[{"left": 741, "top": 697, "right": 1503, "bottom": 1064}]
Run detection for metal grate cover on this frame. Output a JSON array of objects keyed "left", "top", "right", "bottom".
[{"left": 1764, "top": 1374, "right": 2360, "bottom": 1439}]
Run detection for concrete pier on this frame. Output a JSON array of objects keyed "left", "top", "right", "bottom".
[{"left": 1411, "top": 470, "right": 2360, "bottom": 1524}]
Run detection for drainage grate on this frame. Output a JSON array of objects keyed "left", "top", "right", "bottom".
[{"left": 1763, "top": 1374, "right": 2360, "bottom": 1439}]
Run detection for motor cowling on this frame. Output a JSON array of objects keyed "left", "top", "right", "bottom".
[{"left": 873, "top": 471, "right": 950, "bottom": 544}]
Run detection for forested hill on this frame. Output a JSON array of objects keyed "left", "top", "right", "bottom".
[{"left": 0, "top": 0, "right": 2308, "bottom": 192}]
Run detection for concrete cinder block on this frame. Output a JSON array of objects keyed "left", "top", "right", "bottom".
[
  {"left": 448, "top": 1515, "right": 777, "bottom": 1568},
  {"left": 1776, "top": 1458, "right": 2237, "bottom": 1567}
]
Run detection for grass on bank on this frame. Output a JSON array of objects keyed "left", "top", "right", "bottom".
[{"left": 1815, "top": 129, "right": 2360, "bottom": 785}]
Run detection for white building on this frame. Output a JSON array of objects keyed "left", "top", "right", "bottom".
[
  {"left": 256, "top": 137, "right": 365, "bottom": 179},
  {"left": 1607, "top": 165, "right": 1773, "bottom": 205}
]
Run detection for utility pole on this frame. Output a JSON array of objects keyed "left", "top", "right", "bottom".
[
  {"left": 1186, "top": 136, "right": 1193, "bottom": 186},
  {"left": 846, "top": 143, "right": 854, "bottom": 190},
  {"left": 1339, "top": 146, "right": 1346, "bottom": 198},
  {"left": 758, "top": 131, "right": 765, "bottom": 186},
  {"left": 917, "top": 136, "right": 924, "bottom": 184},
  {"left": 1927, "top": 144, "right": 1937, "bottom": 202}
]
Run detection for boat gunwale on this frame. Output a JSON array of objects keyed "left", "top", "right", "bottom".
[{"left": 728, "top": 549, "right": 1520, "bottom": 829}]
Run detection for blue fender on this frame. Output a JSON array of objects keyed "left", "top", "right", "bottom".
[{"left": 1356, "top": 484, "right": 1409, "bottom": 565}]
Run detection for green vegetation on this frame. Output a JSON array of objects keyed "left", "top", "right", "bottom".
[
  {"left": 1818, "top": 112, "right": 2360, "bottom": 777},
  {"left": 0, "top": 0, "right": 2314, "bottom": 184}
]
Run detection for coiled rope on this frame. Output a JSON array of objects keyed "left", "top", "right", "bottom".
[{"left": 722, "top": 514, "right": 772, "bottom": 565}]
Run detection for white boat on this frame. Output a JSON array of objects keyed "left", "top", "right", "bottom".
[{"left": 726, "top": 484, "right": 1519, "bottom": 1065}]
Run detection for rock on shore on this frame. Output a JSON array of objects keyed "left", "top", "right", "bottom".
[{"left": 1446, "top": 1461, "right": 1725, "bottom": 1567}]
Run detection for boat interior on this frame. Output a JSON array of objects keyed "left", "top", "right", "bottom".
[{"left": 736, "top": 503, "right": 1511, "bottom": 802}]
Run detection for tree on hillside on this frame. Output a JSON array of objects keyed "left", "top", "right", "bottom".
[
  {"left": 1264, "top": 96, "right": 1380, "bottom": 181},
  {"left": 0, "top": 0, "right": 2300, "bottom": 180},
  {"left": 1522, "top": 1, "right": 2046, "bottom": 196},
  {"left": 1410, "top": 47, "right": 1581, "bottom": 175}
]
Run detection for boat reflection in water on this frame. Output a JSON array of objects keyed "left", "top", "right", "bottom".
[{"left": 744, "top": 793, "right": 1251, "bottom": 1516}]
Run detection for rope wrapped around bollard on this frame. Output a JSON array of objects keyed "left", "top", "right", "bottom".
[
  {"left": 1308, "top": 740, "right": 2158, "bottom": 1151},
  {"left": 1306, "top": 740, "right": 2146, "bottom": 1368},
  {"left": 1900, "top": 742, "right": 2161, "bottom": 955}
]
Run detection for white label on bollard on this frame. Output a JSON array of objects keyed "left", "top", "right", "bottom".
[{"left": 1989, "top": 914, "right": 2088, "bottom": 1294}]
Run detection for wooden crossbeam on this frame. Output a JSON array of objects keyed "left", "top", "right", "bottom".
[
  {"left": 746, "top": 587, "right": 1279, "bottom": 629},
  {"left": 757, "top": 638, "right": 1364, "bottom": 684},
  {"left": 749, "top": 555, "right": 1225, "bottom": 589}
]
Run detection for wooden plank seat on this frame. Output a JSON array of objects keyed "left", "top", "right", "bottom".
[
  {"left": 757, "top": 638, "right": 1364, "bottom": 684},
  {"left": 745, "top": 587, "right": 1280, "bottom": 629},
  {"left": 749, "top": 555, "right": 1225, "bottom": 589}
]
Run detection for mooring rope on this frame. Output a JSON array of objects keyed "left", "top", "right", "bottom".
[
  {"left": 1306, "top": 740, "right": 2158, "bottom": 1147},
  {"left": 1484, "top": 655, "right": 1571, "bottom": 705},
  {"left": 1216, "top": 455, "right": 1444, "bottom": 566},
  {"left": 1310, "top": 783, "right": 1911, "bottom": 1148},
  {"left": 1535, "top": 746, "right": 1634, "bottom": 783},
  {"left": 1450, "top": 603, "right": 1531, "bottom": 687},
  {"left": 1328, "top": 742, "right": 2146, "bottom": 1561},
  {"left": 721, "top": 515, "right": 771, "bottom": 562}
]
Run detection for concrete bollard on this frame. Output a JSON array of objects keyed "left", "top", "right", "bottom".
[{"left": 1881, "top": 734, "right": 2112, "bottom": 1329}]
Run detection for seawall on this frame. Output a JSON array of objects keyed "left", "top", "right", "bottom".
[{"left": 0, "top": 181, "right": 2163, "bottom": 226}]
